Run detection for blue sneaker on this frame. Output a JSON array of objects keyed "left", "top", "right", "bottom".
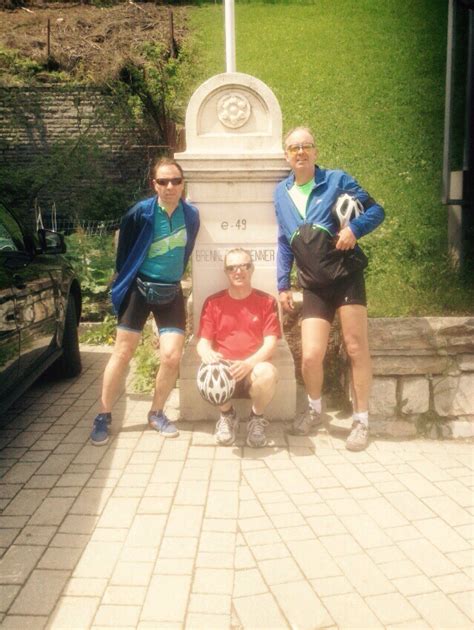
[
  {"left": 90, "top": 413, "right": 112, "bottom": 446},
  {"left": 148, "top": 411, "right": 179, "bottom": 438}
]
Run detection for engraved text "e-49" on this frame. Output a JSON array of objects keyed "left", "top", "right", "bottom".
[{"left": 220, "top": 219, "right": 247, "bottom": 230}]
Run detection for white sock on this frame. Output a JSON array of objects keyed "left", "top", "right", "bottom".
[
  {"left": 353, "top": 411, "right": 369, "bottom": 426},
  {"left": 308, "top": 396, "right": 322, "bottom": 414}
]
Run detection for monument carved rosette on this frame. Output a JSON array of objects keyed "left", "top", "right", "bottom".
[{"left": 217, "top": 92, "right": 251, "bottom": 129}]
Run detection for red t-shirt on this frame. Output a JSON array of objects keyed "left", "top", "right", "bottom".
[{"left": 197, "top": 289, "right": 281, "bottom": 360}]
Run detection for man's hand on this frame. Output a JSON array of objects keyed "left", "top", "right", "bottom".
[
  {"left": 279, "top": 290, "right": 294, "bottom": 312},
  {"left": 335, "top": 226, "right": 357, "bottom": 250},
  {"left": 199, "top": 348, "right": 223, "bottom": 364},
  {"left": 229, "top": 360, "right": 252, "bottom": 382}
]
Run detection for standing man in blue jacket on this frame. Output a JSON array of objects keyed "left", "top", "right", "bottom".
[
  {"left": 90, "top": 157, "right": 200, "bottom": 445},
  {"left": 274, "top": 127, "right": 384, "bottom": 451}
]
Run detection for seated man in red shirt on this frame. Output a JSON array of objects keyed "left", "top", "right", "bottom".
[{"left": 196, "top": 248, "right": 281, "bottom": 447}]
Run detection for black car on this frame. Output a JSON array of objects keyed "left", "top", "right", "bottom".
[{"left": 0, "top": 203, "right": 82, "bottom": 413}]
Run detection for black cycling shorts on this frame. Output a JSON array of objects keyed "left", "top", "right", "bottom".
[
  {"left": 117, "top": 281, "right": 186, "bottom": 334},
  {"left": 302, "top": 270, "right": 367, "bottom": 323},
  {"left": 232, "top": 375, "right": 251, "bottom": 400}
]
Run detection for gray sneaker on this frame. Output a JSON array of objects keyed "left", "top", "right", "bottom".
[
  {"left": 247, "top": 414, "right": 269, "bottom": 448},
  {"left": 215, "top": 409, "right": 239, "bottom": 445},
  {"left": 346, "top": 421, "right": 369, "bottom": 451},
  {"left": 289, "top": 407, "right": 322, "bottom": 436}
]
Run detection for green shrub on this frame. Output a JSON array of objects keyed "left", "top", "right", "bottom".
[
  {"left": 0, "top": 46, "right": 43, "bottom": 83},
  {"left": 80, "top": 314, "right": 117, "bottom": 345},
  {"left": 65, "top": 231, "right": 115, "bottom": 320},
  {"left": 131, "top": 327, "right": 161, "bottom": 394}
]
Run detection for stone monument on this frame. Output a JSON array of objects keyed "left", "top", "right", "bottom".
[{"left": 176, "top": 71, "right": 296, "bottom": 421}]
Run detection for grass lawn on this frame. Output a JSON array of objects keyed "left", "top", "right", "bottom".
[{"left": 186, "top": 0, "right": 473, "bottom": 316}]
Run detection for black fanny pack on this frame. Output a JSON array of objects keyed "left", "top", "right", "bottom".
[
  {"left": 291, "top": 224, "right": 368, "bottom": 289},
  {"left": 136, "top": 277, "right": 180, "bottom": 305}
]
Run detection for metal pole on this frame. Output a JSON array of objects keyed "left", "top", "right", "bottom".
[
  {"left": 47, "top": 18, "right": 51, "bottom": 59},
  {"left": 224, "top": 0, "right": 236, "bottom": 73},
  {"left": 442, "top": 0, "right": 455, "bottom": 204},
  {"left": 463, "top": 9, "right": 473, "bottom": 173},
  {"left": 463, "top": 9, "right": 474, "bottom": 206},
  {"left": 169, "top": 8, "right": 176, "bottom": 58}
]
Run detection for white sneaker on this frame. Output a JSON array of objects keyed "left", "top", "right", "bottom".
[
  {"left": 247, "top": 413, "right": 269, "bottom": 448},
  {"left": 215, "top": 409, "right": 239, "bottom": 446},
  {"left": 289, "top": 407, "right": 322, "bottom": 436},
  {"left": 346, "top": 421, "right": 369, "bottom": 451}
]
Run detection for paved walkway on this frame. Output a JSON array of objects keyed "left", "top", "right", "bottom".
[{"left": 0, "top": 345, "right": 473, "bottom": 629}]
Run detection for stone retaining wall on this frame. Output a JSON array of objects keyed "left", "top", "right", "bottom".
[
  {"left": 0, "top": 86, "right": 164, "bottom": 208},
  {"left": 366, "top": 317, "right": 474, "bottom": 438}
]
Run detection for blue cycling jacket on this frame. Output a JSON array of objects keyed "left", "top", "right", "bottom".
[
  {"left": 274, "top": 166, "right": 385, "bottom": 291},
  {"left": 111, "top": 195, "right": 200, "bottom": 314}
]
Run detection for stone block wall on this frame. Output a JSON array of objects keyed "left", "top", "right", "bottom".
[
  {"left": 0, "top": 86, "right": 164, "bottom": 208},
  {"left": 366, "top": 318, "right": 474, "bottom": 438}
]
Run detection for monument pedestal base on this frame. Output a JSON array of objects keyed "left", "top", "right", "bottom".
[{"left": 179, "top": 337, "right": 296, "bottom": 421}]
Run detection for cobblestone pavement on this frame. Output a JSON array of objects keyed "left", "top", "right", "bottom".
[{"left": 0, "top": 345, "right": 473, "bottom": 629}]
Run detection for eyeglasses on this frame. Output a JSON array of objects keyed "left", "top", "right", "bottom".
[
  {"left": 225, "top": 263, "right": 252, "bottom": 273},
  {"left": 286, "top": 143, "right": 315, "bottom": 156},
  {"left": 154, "top": 177, "right": 183, "bottom": 186}
]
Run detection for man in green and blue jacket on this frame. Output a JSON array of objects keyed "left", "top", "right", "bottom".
[{"left": 274, "top": 127, "right": 384, "bottom": 451}]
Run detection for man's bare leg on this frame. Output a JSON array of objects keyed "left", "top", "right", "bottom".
[
  {"left": 289, "top": 317, "right": 331, "bottom": 435},
  {"left": 147, "top": 331, "right": 185, "bottom": 437},
  {"left": 338, "top": 305, "right": 372, "bottom": 413},
  {"left": 246, "top": 361, "right": 278, "bottom": 447},
  {"left": 150, "top": 332, "right": 185, "bottom": 412},
  {"left": 338, "top": 304, "right": 372, "bottom": 451},
  {"left": 91, "top": 327, "right": 141, "bottom": 446},
  {"left": 248, "top": 362, "right": 278, "bottom": 415},
  {"left": 101, "top": 328, "right": 141, "bottom": 412},
  {"left": 301, "top": 317, "right": 332, "bottom": 399}
]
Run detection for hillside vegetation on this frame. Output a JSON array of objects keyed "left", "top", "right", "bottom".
[
  {"left": 186, "top": 0, "right": 473, "bottom": 316},
  {"left": 0, "top": 3, "right": 194, "bottom": 219}
]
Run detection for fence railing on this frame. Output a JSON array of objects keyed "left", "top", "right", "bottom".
[{"left": 39, "top": 216, "right": 121, "bottom": 236}]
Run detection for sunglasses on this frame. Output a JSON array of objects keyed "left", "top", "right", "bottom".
[
  {"left": 154, "top": 177, "right": 183, "bottom": 186},
  {"left": 225, "top": 263, "right": 252, "bottom": 273},
  {"left": 286, "top": 143, "right": 315, "bottom": 156}
]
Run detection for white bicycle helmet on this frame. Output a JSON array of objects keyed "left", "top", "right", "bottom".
[
  {"left": 332, "top": 193, "right": 364, "bottom": 229},
  {"left": 197, "top": 360, "right": 236, "bottom": 406}
]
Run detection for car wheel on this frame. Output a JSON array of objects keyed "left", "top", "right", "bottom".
[{"left": 51, "top": 298, "right": 82, "bottom": 378}]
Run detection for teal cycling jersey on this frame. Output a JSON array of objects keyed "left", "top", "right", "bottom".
[{"left": 139, "top": 201, "right": 187, "bottom": 282}]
